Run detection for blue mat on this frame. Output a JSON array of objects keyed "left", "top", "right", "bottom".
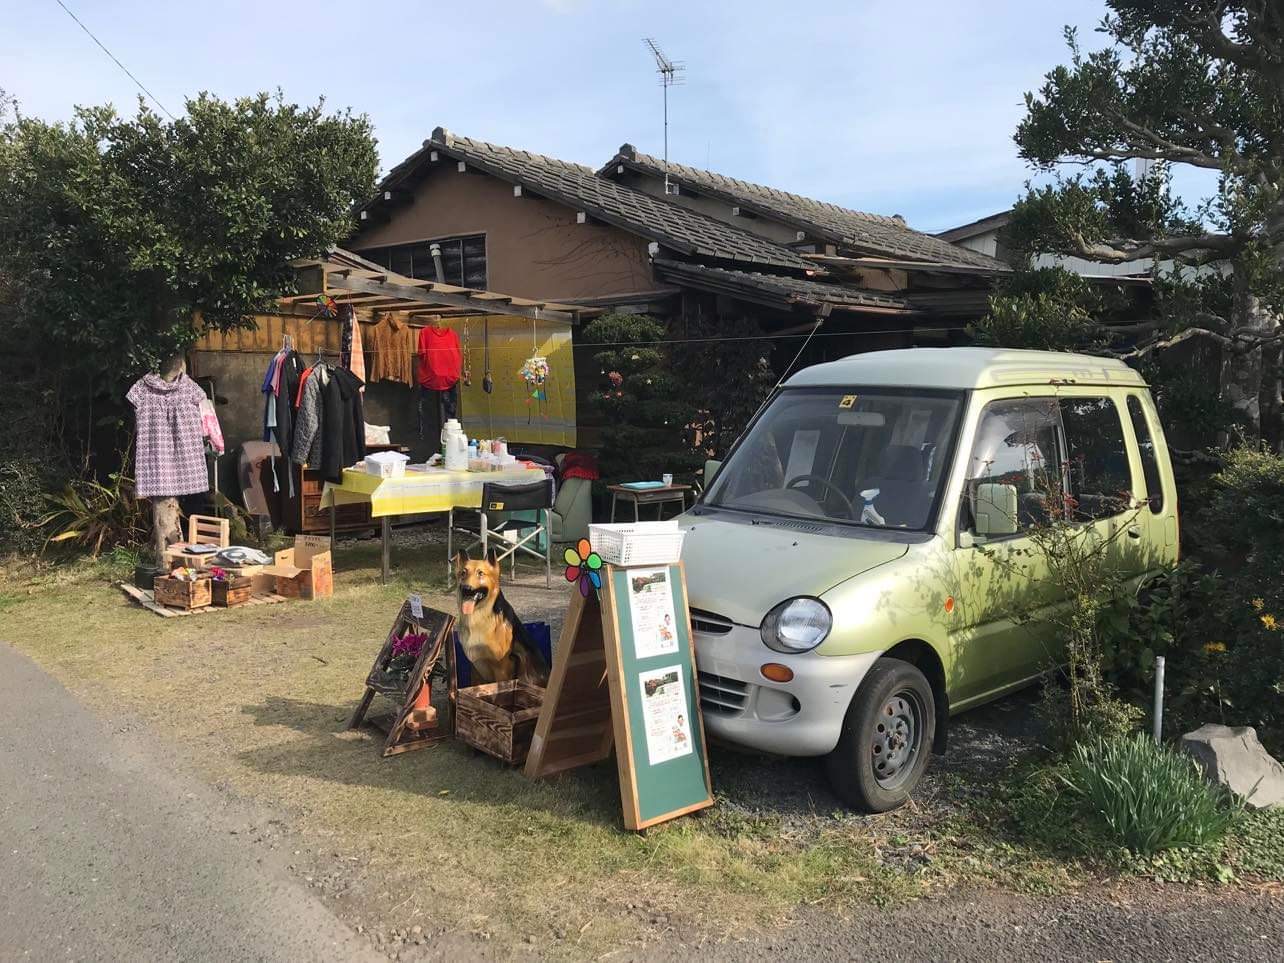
[
  {"left": 620, "top": 480, "right": 666, "bottom": 490},
  {"left": 453, "top": 620, "right": 552, "bottom": 688}
]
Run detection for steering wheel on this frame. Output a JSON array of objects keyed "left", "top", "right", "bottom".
[{"left": 785, "top": 475, "right": 855, "bottom": 518}]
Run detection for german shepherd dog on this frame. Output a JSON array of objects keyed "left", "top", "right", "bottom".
[{"left": 454, "top": 549, "right": 550, "bottom": 685}]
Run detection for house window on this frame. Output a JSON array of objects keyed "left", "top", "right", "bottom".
[{"left": 357, "top": 234, "right": 487, "bottom": 288}]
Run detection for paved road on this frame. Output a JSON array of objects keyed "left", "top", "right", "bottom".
[{"left": 0, "top": 642, "right": 383, "bottom": 963}]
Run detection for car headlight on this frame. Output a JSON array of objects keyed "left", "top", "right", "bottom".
[{"left": 760, "top": 597, "right": 831, "bottom": 653}]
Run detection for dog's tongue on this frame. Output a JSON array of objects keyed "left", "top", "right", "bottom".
[{"left": 461, "top": 598, "right": 476, "bottom": 615}]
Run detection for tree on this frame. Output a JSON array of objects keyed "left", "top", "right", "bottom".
[
  {"left": 580, "top": 313, "right": 694, "bottom": 483},
  {"left": 0, "top": 91, "right": 378, "bottom": 451},
  {"left": 991, "top": 3, "right": 1284, "bottom": 449}
]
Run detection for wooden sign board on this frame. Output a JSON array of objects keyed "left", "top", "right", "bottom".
[
  {"left": 525, "top": 562, "right": 713, "bottom": 831},
  {"left": 349, "top": 600, "right": 454, "bottom": 756}
]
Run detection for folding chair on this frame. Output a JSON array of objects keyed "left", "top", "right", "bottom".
[{"left": 447, "top": 478, "right": 554, "bottom": 588}]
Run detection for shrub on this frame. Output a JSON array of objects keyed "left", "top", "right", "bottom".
[
  {"left": 1062, "top": 734, "right": 1241, "bottom": 854},
  {"left": 1101, "top": 447, "right": 1284, "bottom": 754}
]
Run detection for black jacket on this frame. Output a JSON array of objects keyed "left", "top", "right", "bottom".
[{"left": 320, "top": 366, "right": 366, "bottom": 483}]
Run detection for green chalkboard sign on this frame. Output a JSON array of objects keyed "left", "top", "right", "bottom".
[{"left": 601, "top": 561, "right": 713, "bottom": 830}]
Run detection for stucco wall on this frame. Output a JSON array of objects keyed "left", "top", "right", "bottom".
[{"left": 352, "top": 167, "right": 663, "bottom": 301}]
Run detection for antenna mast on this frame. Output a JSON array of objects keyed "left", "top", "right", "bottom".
[{"left": 644, "top": 38, "right": 684, "bottom": 195}]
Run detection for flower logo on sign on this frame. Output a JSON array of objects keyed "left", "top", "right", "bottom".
[{"left": 563, "top": 538, "right": 603, "bottom": 597}]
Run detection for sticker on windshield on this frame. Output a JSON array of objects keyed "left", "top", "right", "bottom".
[{"left": 838, "top": 395, "right": 858, "bottom": 409}]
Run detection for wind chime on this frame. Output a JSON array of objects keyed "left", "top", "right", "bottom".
[{"left": 519, "top": 318, "right": 549, "bottom": 424}]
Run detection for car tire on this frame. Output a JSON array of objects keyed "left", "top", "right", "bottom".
[{"left": 825, "top": 658, "right": 936, "bottom": 813}]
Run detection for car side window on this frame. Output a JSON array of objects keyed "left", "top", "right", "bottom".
[
  {"left": 1061, "top": 397, "right": 1133, "bottom": 521},
  {"left": 963, "top": 398, "right": 1066, "bottom": 536},
  {"left": 1126, "top": 395, "right": 1164, "bottom": 513}
]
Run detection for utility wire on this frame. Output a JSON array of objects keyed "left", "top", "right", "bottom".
[{"left": 53, "top": 0, "right": 176, "bottom": 120}]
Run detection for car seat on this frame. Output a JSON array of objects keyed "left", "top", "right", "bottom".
[{"left": 864, "top": 446, "right": 931, "bottom": 527}]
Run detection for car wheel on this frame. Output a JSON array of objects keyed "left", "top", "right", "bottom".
[{"left": 825, "top": 658, "right": 936, "bottom": 813}]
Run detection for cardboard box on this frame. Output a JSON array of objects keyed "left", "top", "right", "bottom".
[{"left": 263, "top": 535, "right": 333, "bottom": 599}]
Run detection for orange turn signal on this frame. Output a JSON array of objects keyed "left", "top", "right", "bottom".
[
  {"left": 760, "top": 662, "right": 794, "bottom": 683},
  {"left": 945, "top": 595, "right": 955, "bottom": 614}
]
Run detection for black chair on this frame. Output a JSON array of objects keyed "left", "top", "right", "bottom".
[{"left": 448, "top": 478, "right": 554, "bottom": 587}]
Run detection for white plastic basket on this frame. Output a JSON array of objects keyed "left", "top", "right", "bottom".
[{"left": 588, "top": 521, "right": 686, "bottom": 567}]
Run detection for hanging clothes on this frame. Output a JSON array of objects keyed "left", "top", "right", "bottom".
[
  {"left": 127, "top": 373, "right": 209, "bottom": 499},
  {"left": 291, "top": 363, "right": 326, "bottom": 467},
  {"left": 290, "top": 362, "right": 367, "bottom": 483},
  {"left": 198, "top": 397, "right": 225, "bottom": 455},
  {"left": 417, "top": 325, "right": 462, "bottom": 390},
  {"left": 320, "top": 366, "right": 367, "bottom": 483},
  {"left": 261, "top": 349, "right": 303, "bottom": 496},
  {"left": 367, "top": 313, "right": 415, "bottom": 385},
  {"left": 346, "top": 306, "right": 367, "bottom": 387}
]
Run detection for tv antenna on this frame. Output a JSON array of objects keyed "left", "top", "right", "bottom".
[{"left": 644, "top": 38, "right": 684, "bottom": 195}]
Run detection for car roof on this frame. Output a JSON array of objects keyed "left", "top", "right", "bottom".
[{"left": 784, "top": 346, "right": 1147, "bottom": 391}]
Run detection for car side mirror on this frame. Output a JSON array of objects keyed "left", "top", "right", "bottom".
[{"left": 972, "top": 483, "right": 1019, "bottom": 538}]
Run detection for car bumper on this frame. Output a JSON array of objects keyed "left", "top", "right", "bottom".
[{"left": 694, "top": 624, "right": 881, "bottom": 756}]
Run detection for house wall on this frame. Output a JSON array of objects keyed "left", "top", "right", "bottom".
[{"left": 352, "top": 168, "right": 664, "bottom": 301}]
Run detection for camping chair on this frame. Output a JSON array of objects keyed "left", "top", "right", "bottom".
[{"left": 447, "top": 478, "right": 554, "bottom": 588}]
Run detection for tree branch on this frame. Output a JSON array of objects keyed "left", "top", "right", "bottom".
[
  {"left": 1068, "top": 231, "right": 1238, "bottom": 264},
  {"left": 1114, "top": 325, "right": 1284, "bottom": 361},
  {"left": 1107, "top": 109, "right": 1227, "bottom": 170}
]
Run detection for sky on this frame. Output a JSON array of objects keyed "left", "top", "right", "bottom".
[{"left": 2, "top": 0, "right": 1215, "bottom": 234}]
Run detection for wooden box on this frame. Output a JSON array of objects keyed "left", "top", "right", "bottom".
[
  {"left": 211, "top": 576, "right": 252, "bottom": 607},
  {"left": 263, "top": 535, "right": 333, "bottom": 600},
  {"left": 153, "top": 575, "right": 212, "bottom": 610},
  {"left": 455, "top": 681, "right": 545, "bottom": 765}
]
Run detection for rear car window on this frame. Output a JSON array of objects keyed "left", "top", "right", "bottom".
[{"left": 1126, "top": 395, "right": 1164, "bottom": 513}]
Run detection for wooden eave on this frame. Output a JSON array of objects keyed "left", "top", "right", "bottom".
[{"left": 284, "top": 247, "right": 593, "bottom": 325}]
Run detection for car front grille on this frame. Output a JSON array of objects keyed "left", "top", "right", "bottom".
[
  {"left": 698, "top": 670, "right": 749, "bottom": 715},
  {"left": 690, "top": 608, "right": 734, "bottom": 635}
]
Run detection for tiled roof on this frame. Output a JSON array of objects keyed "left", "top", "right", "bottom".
[
  {"left": 653, "top": 259, "right": 912, "bottom": 313},
  {"left": 372, "top": 130, "right": 817, "bottom": 272},
  {"left": 602, "top": 145, "right": 1008, "bottom": 272}
]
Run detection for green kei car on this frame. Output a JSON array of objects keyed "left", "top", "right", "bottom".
[{"left": 681, "top": 347, "right": 1179, "bottom": 812}]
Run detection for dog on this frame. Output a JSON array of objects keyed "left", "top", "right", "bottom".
[{"left": 454, "top": 548, "right": 549, "bottom": 686}]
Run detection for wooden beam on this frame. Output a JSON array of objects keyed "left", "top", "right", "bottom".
[
  {"left": 469, "top": 292, "right": 512, "bottom": 303},
  {"left": 326, "top": 273, "right": 576, "bottom": 325}
]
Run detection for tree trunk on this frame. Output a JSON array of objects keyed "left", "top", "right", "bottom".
[{"left": 1219, "top": 267, "right": 1278, "bottom": 445}]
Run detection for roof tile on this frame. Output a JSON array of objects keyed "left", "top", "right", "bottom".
[{"left": 605, "top": 146, "right": 1006, "bottom": 271}]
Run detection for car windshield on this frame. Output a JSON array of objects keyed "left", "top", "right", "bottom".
[{"left": 704, "top": 388, "right": 963, "bottom": 530}]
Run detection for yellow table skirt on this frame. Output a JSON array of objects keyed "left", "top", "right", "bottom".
[{"left": 320, "top": 466, "right": 547, "bottom": 518}]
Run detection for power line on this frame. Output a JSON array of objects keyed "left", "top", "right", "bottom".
[{"left": 53, "top": 0, "right": 176, "bottom": 120}]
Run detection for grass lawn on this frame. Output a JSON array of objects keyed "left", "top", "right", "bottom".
[{"left": 2, "top": 538, "right": 1281, "bottom": 957}]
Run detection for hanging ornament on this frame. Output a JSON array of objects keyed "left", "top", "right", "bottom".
[{"left": 519, "top": 354, "right": 549, "bottom": 405}]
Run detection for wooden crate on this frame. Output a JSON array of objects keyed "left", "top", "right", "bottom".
[
  {"left": 211, "top": 576, "right": 252, "bottom": 607},
  {"left": 455, "top": 681, "right": 545, "bottom": 765},
  {"left": 153, "top": 575, "right": 212, "bottom": 610}
]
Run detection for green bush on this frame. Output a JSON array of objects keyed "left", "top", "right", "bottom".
[
  {"left": 1102, "top": 448, "right": 1284, "bottom": 754},
  {"left": 1062, "top": 735, "right": 1241, "bottom": 854}
]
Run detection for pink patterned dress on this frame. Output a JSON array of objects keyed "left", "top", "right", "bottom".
[{"left": 127, "top": 373, "right": 209, "bottom": 498}]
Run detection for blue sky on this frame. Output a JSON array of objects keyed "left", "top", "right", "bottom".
[{"left": 3, "top": 0, "right": 1212, "bottom": 234}]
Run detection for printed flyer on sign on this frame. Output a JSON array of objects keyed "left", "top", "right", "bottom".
[
  {"left": 639, "top": 665, "right": 693, "bottom": 766},
  {"left": 627, "top": 566, "right": 679, "bottom": 660}
]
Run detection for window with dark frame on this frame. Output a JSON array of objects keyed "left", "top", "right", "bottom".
[
  {"left": 356, "top": 234, "right": 487, "bottom": 289},
  {"left": 1126, "top": 395, "right": 1165, "bottom": 513}
]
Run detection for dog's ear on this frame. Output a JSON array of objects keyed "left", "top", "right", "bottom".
[
  {"left": 453, "top": 549, "right": 469, "bottom": 569},
  {"left": 485, "top": 546, "right": 500, "bottom": 568}
]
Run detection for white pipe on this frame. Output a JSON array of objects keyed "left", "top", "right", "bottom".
[{"left": 1152, "top": 655, "right": 1166, "bottom": 744}]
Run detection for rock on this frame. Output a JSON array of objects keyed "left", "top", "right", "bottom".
[{"left": 1179, "top": 724, "right": 1284, "bottom": 808}]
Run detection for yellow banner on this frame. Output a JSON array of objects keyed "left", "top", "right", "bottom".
[{"left": 449, "top": 314, "right": 577, "bottom": 447}]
